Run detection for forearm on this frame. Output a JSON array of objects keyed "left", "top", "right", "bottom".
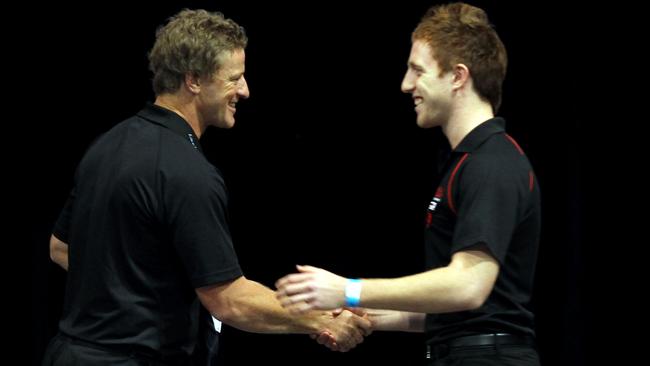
[
  {"left": 356, "top": 248, "right": 498, "bottom": 313},
  {"left": 276, "top": 248, "right": 498, "bottom": 315},
  {"left": 49, "top": 235, "right": 69, "bottom": 271},
  {"left": 225, "top": 281, "right": 330, "bottom": 334},
  {"left": 199, "top": 277, "right": 330, "bottom": 334},
  {"left": 360, "top": 266, "right": 483, "bottom": 313},
  {"left": 367, "top": 309, "right": 425, "bottom": 332}
]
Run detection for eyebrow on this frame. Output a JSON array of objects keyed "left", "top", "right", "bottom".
[
  {"left": 408, "top": 62, "right": 424, "bottom": 72},
  {"left": 229, "top": 72, "right": 244, "bottom": 80}
]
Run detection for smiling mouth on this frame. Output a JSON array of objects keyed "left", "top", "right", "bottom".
[{"left": 413, "top": 97, "right": 423, "bottom": 111}]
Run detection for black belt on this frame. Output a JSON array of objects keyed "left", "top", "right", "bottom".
[{"left": 426, "top": 333, "right": 536, "bottom": 360}]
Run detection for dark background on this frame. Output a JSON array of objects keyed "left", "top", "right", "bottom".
[{"left": 28, "top": 1, "right": 607, "bottom": 365}]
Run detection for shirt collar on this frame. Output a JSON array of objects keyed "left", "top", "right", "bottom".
[
  {"left": 454, "top": 117, "right": 506, "bottom": 153},
  {"left": 137, "top": 103, "right": 203, "bottom": 153}
]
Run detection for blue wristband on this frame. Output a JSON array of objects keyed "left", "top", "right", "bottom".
[{"left": 345, "top": 278, "right": 362, "bottom": 307}]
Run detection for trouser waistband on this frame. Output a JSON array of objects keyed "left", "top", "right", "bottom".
[
  {"left": 57, "top": 333, "right": 189, "bottom": 365},
  {"left": 426, "top": 333, "right": 536, "bottom": 360}
]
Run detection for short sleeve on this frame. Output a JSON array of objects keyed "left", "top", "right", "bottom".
[
  {"left": 451, "top": 156, "right": 526, "bottom": 264},
  {"left": 163, "top": 165, "right": 242, "bottom": 288}
]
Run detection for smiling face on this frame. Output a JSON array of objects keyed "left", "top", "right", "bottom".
[
  {"left": 198, "top": 48, "right": 250, "bottom": 129},
  {"left": 400, "top": 40, "right": 453, "bottom": 129}
]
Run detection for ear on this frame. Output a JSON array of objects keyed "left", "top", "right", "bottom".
[
  {"left": 451, "top": 63, "right": 470, "bottom": 91},
  {"left": 184, "top": 73, "right": 201, "bottom": 94}
]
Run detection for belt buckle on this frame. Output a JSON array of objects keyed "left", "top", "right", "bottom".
[{"left": 426, "top": 343, "right": 450, "bottom": 361}]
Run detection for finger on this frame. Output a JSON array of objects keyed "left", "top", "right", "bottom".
[
  {"left": 343, "top": 306, "right": 367, "bottom": 317},
  {"left": 316, "top": 332, "right": 332, "bottom": 345},
  {"left": 334, "top": 333, "right": 354, "bottom": 352},
  {"left": 325, "top": 332, "right": 336, "bottom": 343},
  {"left": 275, "top": 290, "right": 288, "bottom": 301},
  {"left": 359, "top": 320, "right": 372, "bottom": 337},
  {"left": 318, "top": 332, "right": 338, "bottom": 351},
  {"left": 296, "top": 264, "right": 322, "bottom": 273},
  {"left": 326, "top": 342, "right": 339, "bottom": 352},
  {"left": 286, "top": 301, "right": 315, "bottom": 314},
  {"left": 314, "top": 331, "right": 329, "bottom": 344},
  {"left": 282, "top": 282, "right": 316, "bottom": 296},
  {"left": 354, "top": 328, "right": 364, "bottom": 345},
  {"left": 275, "top": 272, "right": 314, "bottom": 289},
  {"left": 276, "top": 283, "right": 313, "bottom": 301},
  {"left": 278, "top": 293, "right": 316, "bottom": 308},
  {"left": 345, "top": 327, "right": 361, "bottom": 346},
  {"left": 274, "top": 275, "right": 292, "bottom": 289},
  {"left": 349, "top": 313, "right": 373, "bottom": 336}
]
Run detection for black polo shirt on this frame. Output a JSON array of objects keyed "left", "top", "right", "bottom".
[
  {"left": 424, "top": 117, "right": 541, "bottom": 344},
  {"left": 53, "top": 104, "right": 242, "bottom": 359}
]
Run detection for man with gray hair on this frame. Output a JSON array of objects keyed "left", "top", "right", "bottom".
[{"left": 43, "top": 9, "right": 370, "bottom": 365}]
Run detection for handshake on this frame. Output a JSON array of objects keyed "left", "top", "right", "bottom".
[
  {"left": 275, "top": 265, "right": 373, "bottom": 352},
  {"left": 308, "top": 307, "right": 371, "bottom": 352}
]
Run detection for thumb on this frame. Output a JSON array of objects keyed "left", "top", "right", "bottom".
[{"left": 296, "top": 264, "right": 318, "bottom": 273}]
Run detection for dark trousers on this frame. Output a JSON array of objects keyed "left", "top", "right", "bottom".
[
  {"left": 191, "top": 308, "right": 220, "bottom": 366},
  {"left": 42, "top": 333, "right": 190, "bottom": 366},
  {"left": 427, "top": 344, "right": 540, "bottom": 366}
]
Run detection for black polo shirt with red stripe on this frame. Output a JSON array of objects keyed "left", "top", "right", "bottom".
[
  {"left": 53, "top": 104, "right": 242, "bottom": 359},
  {"left": 424, "top": 117, "right": 541, "bottom": 344}
]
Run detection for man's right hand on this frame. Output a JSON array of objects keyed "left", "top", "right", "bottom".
[{"left": 314, "top": 309, "right": 372, "bottom": 352}]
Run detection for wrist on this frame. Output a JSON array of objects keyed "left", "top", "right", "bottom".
[
  {"left": 345, "top": 278, "right": 362, "bottom": 307},
  {"left": 301, "top": 311, "right": 332, "bottom": 335}
]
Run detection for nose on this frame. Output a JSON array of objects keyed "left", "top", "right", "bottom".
[
  {"left": 238, "top": 76, "right": 250, "bottom": 99},
  {"left": 401, "top": 69, "right": 415, "bottom": 94}
]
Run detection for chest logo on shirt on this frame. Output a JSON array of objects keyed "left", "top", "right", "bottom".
[
  {"left": 425, "top": 186, "right": 445, "bottom": 227},
  {"left": 187, "top": 133, "right": 199, "bottom": 150}
]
